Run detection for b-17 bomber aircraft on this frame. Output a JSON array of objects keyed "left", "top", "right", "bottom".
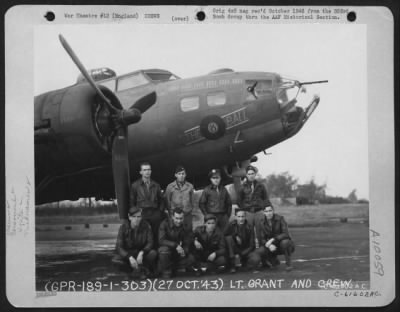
[{"left": 34, "top": 35, "right": 327, "bottom": 221}]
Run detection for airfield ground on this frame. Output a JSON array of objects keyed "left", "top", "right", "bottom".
[{"left": 36, "top": 204, "right": 369, "bottom": 292}]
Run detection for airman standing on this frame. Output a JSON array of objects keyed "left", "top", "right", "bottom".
[
  {"left": 130, "top": 162, "right": 165, "bottom": 245},
  {"left": 238, "top": 165, "right": 272, "bottom": 243},
  {"left": 164, "top": 166, "right": 195, "bottom": 231},
  {"left": 199, "top": 169, "right": 232, "bottom": 232}
]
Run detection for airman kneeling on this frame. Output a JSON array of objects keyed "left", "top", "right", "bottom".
[
  {"left": 158, "top": 208, "right": 195, "bottom": 279},
  {"left": 224, "top": 208, "right": 260, "bottom": 273},
  {"left": 191, "top": 214, "right": 227, "bottom": 276},
  {"left": 112, "top": 207, "right": 158, "bottom": 279},
  {"left": 254, "top": 205, "right": 295, "bottom": 271}
]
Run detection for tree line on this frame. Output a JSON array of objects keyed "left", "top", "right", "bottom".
[{"left": 261, "top": 172, "right": 368, "bottom": 205}]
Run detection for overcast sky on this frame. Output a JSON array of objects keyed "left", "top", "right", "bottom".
[{"left": 34, "top": 23, "right": 368, "bottom": 199}]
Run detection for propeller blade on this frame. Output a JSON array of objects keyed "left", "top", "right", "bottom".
[
  {"left": 59, "top": 34, "right": 117, "bottom": 112},
  {"left": 110, "top": 93, "right": 156, "bottom": 220},
  {"left": 131, "top": 92, "right": 157, "bottom": 114},
  {"left": 112, "top": 128, "right": 131, "bottom": 220}
]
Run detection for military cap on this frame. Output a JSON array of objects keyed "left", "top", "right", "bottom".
[
  {"left": 235, "top": 207, "right": 246, "bottom": 215},
  {"left": 204, "top": 213, "right": 217, "bottom": 222},
  {"left": 208, "top": 168, "right": 221, "bottom": 178},
  {"left": 128, "top": 206, "right": 141, "bottom": 215},
  {"left": 263, "top": 204, "right": 274, "bottom": 211},
  {"left": 175, "top": 165, "right": 186, "bottom": 174},
  {"left": 246, "top": 165, "right": 258, "bottom": 173}
]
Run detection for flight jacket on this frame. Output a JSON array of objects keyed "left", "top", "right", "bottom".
[
  {"left": 158, "top": 218, "right": 192, "bottom": 254},
  {"left": 238, "top": 180, "right": 271, "bottom": 212},
  {"left": 224, "top": 219, "right": 255, "bottom": 256},
  {"left": 164, "top": 181, "right": 194, "bottom": 214},
  {"left": 259, "top": 214, "right": 291, "bottom": 247},
  {"left": 116, "top": 220, "right": 154, "bottom": 260},
  {"left": 198, "top": 184, "right": 232, "bottom": 215},
  {"left": 192, "top": 225, "right": 226, "bottom": 257},
  {"left": 130, "top": 179, "right": 164, "bottom": 212}
]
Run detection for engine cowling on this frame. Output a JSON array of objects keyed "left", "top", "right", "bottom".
[{"left": 34, "top": 83, "right": 119, "bottom": 182}]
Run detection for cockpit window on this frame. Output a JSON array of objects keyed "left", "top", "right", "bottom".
[
  {"left": 207, "top": 92, "right": 226, "bottom": 106},
  {"left": 117, "top": 73, "right": 149, "bottom": 91},
  {"left": 180, "top": 96, "right": 199, "bottom": 112},
  {"left": 145, "top": 72, "right": 179, "bottom": 82},
  {"left": 276, "top": 78, "right": 302, "bottom": 106},
  {"left": 245, "top": 80, "right": 273, "bottom": 100},
  {"left": 99, "top": 79, "right": 116, "bottom": 92}
]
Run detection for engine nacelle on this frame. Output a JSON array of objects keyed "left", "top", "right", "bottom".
[{"left": 34, "top": 84, "right": 118, "bottom": 182}]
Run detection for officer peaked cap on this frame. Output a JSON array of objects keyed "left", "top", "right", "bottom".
[
  {"left": 175, "top": 165, "right": 186, "bottom": 174},
  {"left": 204, "top": 214, "right": 217, "bottom": 222},
  {"left": 128, "top": 207, "right": 141, "bottom": 215},
  {"left": 208, "top": 169, "right": 221, "bottom": 178},
  {"left": 246, "top": 165, "right": 258, "bottom": 173}
]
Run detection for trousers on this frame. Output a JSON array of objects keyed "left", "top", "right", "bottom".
[
  {"left": 158, "top": 246, "right": 195, "bottom": 274},
  {"left": 225, "top": 236, "right": 260, "bottom": 269},
  {"left": 255, "top": 239, "right": 295, "bottom": 266},
  {"left": 112, "top": 249, "right": 158, "bottom": 272}
]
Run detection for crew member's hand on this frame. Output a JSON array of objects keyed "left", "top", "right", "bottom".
[
  {"left": 176, "top": 245, "right": 185, "bottom": 257},
  {"left": 235, "top": 236, "right": 242, "bottom": 246},
  {"left": 129, "top": 256, "right": 138, "bottom": 270},
  {"left": 266, "top": 238, "right": 275, "bottom": 248},
  {"left": 268, "top": 244, "right": 277, "bottom": 252},
  {"left": 137, "top": 251, "right": 144, "bottom": 265},
  {"left": 194, "top": 238, "right": 203, "bottom": 250},
  {"left": 207, "top": 252, "right": 217, "bottom": 262}
]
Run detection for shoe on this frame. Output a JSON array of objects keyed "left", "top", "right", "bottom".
[
  {"left": 139, "top": 266, "right": 149, "bottom": 279},
  {"left": 270, "top": 257, "right": 281, "bottom": 267},
  {"left": 130, "top": 272, "right": 138, "bottom": 279},
  {"left": 147, "top": 271, "right": 159, "bottom": 278},
  {"left": 130, "top": 267, "right": 141, "bottom": 278},
  {"left": 286, "top": 265, "right": 293, "bottom": 272},
  {"left": 262, "top": 260, "right": 272, "bottom": 268},
  {"left": 192, "top": 266, "right": 202, "bottom": 277},
  {"left": 161, "top": 271, "right": 172, "bottom": 279},
  {"left": 139, "top": 272, "right": 147, "bottom": 279},
  {"left": 216, "top": 265, "right": 225, "bottom": 273},
  {"left": 234, "top": 255, "right": 242, "bottom": 268},
  {"left": 229, "top": 258, "right": 237, "bottom": 273}
]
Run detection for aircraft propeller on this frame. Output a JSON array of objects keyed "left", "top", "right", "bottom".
[
  {"left": 59, "top": 34, "right": 157, "bottom": 221},
  {"left": 59, "top": 35, "right": 119, "bottom": 113},
  {"left": 247, "top": 81, "right": 258, "bottom": 99}
]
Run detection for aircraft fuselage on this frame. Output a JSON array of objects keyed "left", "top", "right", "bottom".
[{"left": 34, "top": 68, "right": 318, "bottom": 204}]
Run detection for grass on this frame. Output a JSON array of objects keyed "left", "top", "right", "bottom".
[
  {"left": 274, "top": 203, "right": 368, "bottom": 226},
  {"left": 36, "top": 203, "right": 368, "bottom": 227}
]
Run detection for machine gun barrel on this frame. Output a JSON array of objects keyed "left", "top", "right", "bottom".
[{"left": 298, "top": 80, "right": 328, "bottom": 86}]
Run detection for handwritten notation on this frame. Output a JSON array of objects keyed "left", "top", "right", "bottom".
[{"left": 6, "top": 176, "right": 31, "bottom": 236}]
